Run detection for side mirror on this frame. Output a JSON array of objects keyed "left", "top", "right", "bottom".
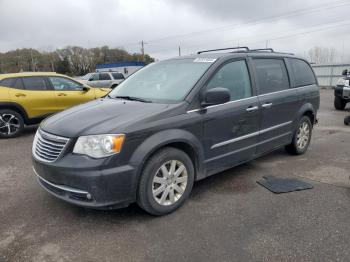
[
  {"left": 82, "top": 86, "right": 90, "bottom": 92},
  {"left": 202, "top": 87, "right": 230, "bottom": 107},
  {"left": 88, "top": 77, "right": 94, "bottom": 81},
  {"left": 342, "top": 69, "right": 348, "bottom": 76}
]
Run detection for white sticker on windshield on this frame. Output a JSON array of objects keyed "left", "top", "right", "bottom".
[{"left": 193, "top": 58, "right": 217, "bottom": 63}]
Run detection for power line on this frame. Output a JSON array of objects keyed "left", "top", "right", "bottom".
[
  {"left": 147, "top": 19, "right": 350, "bottom": 55},
  {"left": 118, "top": 0, "right": 350, "bottom": 48}
]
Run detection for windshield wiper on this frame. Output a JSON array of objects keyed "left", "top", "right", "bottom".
[{"left": 114, "top": 96, "right": 152, "bottom": 103}]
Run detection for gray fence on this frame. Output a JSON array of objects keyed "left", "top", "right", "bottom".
[{"left": 312, "top": 63, "right": 350, "bottom": 88}]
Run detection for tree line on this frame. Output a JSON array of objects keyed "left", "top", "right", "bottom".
[
  {"left": 307, "top": 46, "right": 336, "bottom": 64},
  {"left": 0, "top": 46, "right": 154, "bottom": 76}
]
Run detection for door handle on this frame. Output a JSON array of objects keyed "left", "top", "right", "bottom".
[
  {"left": 246, "top": 106, "right": 259, "bottom": 112},
  {"left": 262, "top": 103, "right": 273, "bottom": 108},
  {"left": 15, "top": 93, "right": 26, "bottom": 97},
  {"left": 58, "top": 93, "right": 67, "bottom": 96}
]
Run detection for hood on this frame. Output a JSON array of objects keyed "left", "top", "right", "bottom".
[{"left": 41, "top": 98, "right": 177, "bottom": 137}]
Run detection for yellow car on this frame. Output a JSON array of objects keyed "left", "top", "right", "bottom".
[{"left": 0, "top": 72, "right": 110, "bottom": 138}]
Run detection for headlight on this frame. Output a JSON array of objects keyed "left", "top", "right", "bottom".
[{"left": 73, "top": 134, "right": 125, "bottom": 158}]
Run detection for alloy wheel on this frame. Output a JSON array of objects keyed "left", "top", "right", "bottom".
[
  {"left": 0, "top": 114, "right": 21, "bottom": 135},
  {"left": 296, "top": 122, "right": 310, "bottom": 150},
  {"left": 152, "top": 160, "right": 188, "bottom": 206}
]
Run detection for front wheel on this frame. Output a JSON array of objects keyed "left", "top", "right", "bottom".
[
  {"left": 285, "top": 116, "right": 312, "bottom": 155},
  {"left": 137, "top": 147, "right": 194, "bottom": 216},
  {"left": 0, "top": 109, "right": 24, "bottom": 138},
  {"left": 334, "top": 96, "right": 346, "bottom": 110}
]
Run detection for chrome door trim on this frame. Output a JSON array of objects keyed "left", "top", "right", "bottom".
[
  {"left": 211, "top": 131, "right": 260, "bottom": 149},
  {"left": 259, "top": 121, "right": 292, "bottom": 135},
  {"left": 186, "top": 96, "right": 258, "bottom": 113},
  {"left": 211, "top": 121, "right": 293, "bottom": 149}
]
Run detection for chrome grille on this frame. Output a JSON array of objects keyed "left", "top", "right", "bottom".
[{"left": 32, "top": 129, "right": 69, "bottom": 162}]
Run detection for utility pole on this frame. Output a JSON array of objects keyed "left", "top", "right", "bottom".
[
  {"left": 265, "top": 40, "right": 269, "bottom": 49},
  {"left": 178, "top": 45, "right": 181, "bottom": 56},
  {"left": 140, "top": 40, "right": 147, "bottom": 62}
]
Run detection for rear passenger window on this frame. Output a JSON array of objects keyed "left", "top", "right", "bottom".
[
  {"left": 206, "top": 60, "right": 252, "bottom": 101},
  {"left": 289, "top": 59, "right": 316, "bottom": 87},
  {"left": 253, "top": 59, "right": 290, "bottom": 94},
  {"left": 99, "top": 73, "right": 111, "bottom": 80},
  {"left": 22, "top": 77, "right": 48, "bottom": 90}
]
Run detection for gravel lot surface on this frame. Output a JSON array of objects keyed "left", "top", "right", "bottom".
[{"left": 1, "top": 89, "right": 349, "bottom": 262}]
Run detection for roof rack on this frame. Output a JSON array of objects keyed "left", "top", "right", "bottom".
[
  {"left": 197, "top": 47, "right": 250, "bottom": 54},
  {"left": 251, "top": 48, "right": 294, "bottom": 55},
  {"left": 197, "top": 47, "right": 294, "bottom": 55},
  {"left": 250, "top": 48, "right": 274, "bottom": 52}
]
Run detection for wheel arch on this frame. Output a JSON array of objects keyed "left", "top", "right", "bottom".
[
  {"left": 0, "top": 102, "right": 29, "bottom": 123},
  {"left": 129, "top": 129, "right": 205, "bottom": 199},
  {"left": 297, "top": 103, "right": 316, "bottom": 126}
]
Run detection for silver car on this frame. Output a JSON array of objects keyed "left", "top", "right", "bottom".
[{"left": 80, "top": 72, "right": 125, "bottom": 89}]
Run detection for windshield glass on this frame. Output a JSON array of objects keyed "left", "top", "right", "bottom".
[
  {"left": 80, "top": 73, "right": 93, "bottom": 80},
  {"left": 109, "top": 58, "right": 213, "bottom": 103}
]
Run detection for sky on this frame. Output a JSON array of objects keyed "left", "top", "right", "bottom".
[{"left": 0, "top": 0, "right": 350, "bottom": 61}]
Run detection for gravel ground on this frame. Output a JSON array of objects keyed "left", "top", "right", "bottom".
[{"left": 0, "top": 89, "right": 349, "bottom": 262}]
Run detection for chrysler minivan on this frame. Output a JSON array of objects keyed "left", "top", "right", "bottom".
[{"left": 32, "top": 47, "right": 320, "bottom": 215}]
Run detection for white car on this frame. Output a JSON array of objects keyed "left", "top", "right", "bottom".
[{"left": 79, "top": 72, "right": 125, "bottom": 89}]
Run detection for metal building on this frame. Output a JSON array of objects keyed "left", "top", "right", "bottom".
[{"left": 312, "top": 63, "right": 350, "bottom": 87}]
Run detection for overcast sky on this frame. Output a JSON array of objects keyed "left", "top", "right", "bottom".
[{"left": 1, "top": 0, "right": 350, "bottom": 61}]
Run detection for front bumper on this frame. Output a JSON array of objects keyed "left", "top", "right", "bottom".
[
  {"left": 335, "top": 86, "right": 350, "bottom": 100},
  {"left": 32, "top": 154, "right": 136, "bottom": 209}
]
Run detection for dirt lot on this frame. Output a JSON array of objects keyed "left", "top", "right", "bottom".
[{"left": 0, "top": 89, "right": 349, "bottom": 262}]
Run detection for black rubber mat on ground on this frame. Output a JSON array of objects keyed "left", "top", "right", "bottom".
[{"left": 257, "top": 176, "right": 313, "bottom": 194}]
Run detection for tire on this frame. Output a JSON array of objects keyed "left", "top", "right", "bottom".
[
  {"left": 0, "top": 109, "right": 24, "bottom": 138},
  {"left": 344, "top": 116, "right": 350, "bottom": 126},
  {"left": 285, "top": 116, "right": 312, "bottom": 155},
  {"left": 137, "top": 147, "right": 194, "bottom": 216},
  {"left": 334, "top": 96, "right": 346, "bottom": 110}
]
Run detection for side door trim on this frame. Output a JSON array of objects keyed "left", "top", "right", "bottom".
[{"left": 211, "top": 120, "right": 292, "bottom": 149}]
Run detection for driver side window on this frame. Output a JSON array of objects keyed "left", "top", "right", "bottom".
[
  {"left": 89, "top": 74, "right": 99, "bottom": 81},
  {"left": 49, "top": 76, "right": 83, "bottom": 91},
  {"left": 206, "top": 60, "right": 252, "bottom": 101}
]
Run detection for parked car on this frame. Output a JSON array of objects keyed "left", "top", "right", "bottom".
[
  {"left": 32, "top": 47, "right": 320, "bottom": 215},
  {"left": 334, "top": 69, "right": 350, "bottom": 110},
  {"left": 79, "top": 72, "right": 125, "bottom": 89},
  {"left": 0, "top": 72, "right": 110, "bottom": 138}
]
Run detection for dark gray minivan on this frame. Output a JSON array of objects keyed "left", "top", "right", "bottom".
[{"left": 32, "top": 47, "right": 320, "bottom": 215}]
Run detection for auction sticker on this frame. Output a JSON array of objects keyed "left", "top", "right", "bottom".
[{"left": 193, "top": 58, "right": 217, "bottom": 63}]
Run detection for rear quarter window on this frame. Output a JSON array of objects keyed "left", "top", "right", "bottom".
[
  {"left": 0, "top": 78, "right": 15, "bottom": 87},
  {"left": 288, "top": 59, "right": 316, "bottom": 87}
]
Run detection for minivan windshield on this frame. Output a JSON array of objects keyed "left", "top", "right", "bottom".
[{"left": 109, "top": 58, "right": 213, "bottom": 103}]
